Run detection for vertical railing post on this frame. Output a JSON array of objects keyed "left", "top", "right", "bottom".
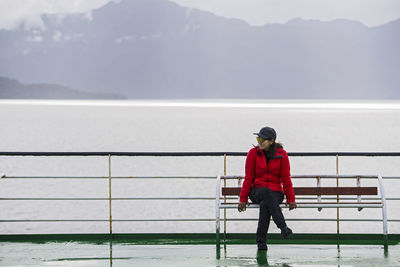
[
  {"left": 336, "top": 154, "right": 340, "bottom": 252},
  {"left": 108, "top": 154, "right": 112, "bottom": 237},
  {"left": 377, "top": 174, "right": 388, "bottom": 250},
  {"left": 317, "top": 176, "right": 322, "bottom": 212},
  {"left": 357, "top": 176, "right": 363, "bottom": 211},
  {"left": 216, "top": 175, "right": 221, "bottom": 256},
  {"left": 223, "top": 154, "right": 227, "bottom": 248},
  {"left": 108, "top": 154, "right": 113, "bottom": 266}
]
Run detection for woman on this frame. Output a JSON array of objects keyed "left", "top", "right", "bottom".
[{"left": 238, "top": 126, "right": 297, "bottom": 250}]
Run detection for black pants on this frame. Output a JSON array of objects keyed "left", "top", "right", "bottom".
[{"left": 249, "top": 187, "right": 286, "bottom": 244}]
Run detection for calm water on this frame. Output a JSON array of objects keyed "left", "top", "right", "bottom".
[{"left": 0, "top": 99, "right": 400, "bottom": 234}]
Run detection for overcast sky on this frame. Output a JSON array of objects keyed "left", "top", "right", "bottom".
[{"left": 0, "top": 0, "right": 399, "bottom": 30}]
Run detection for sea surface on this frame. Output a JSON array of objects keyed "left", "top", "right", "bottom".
[{"left": 0, "top": 99, "right": 399, "bottom": 234}]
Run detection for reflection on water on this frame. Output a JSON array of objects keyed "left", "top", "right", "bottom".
[
  {"left": 215, "top": 244, "right": 393, "bottom": 266},
  {"left": 109, "top": 240, "right": 113, "bottom": 267},
  {"left": 256, "top": 250, "right": 268, "bottom": 266}
]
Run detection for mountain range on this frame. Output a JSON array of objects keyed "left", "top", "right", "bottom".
[
  {"left": 0, "top": 0, "right": 399, "bottom": 99},
  {"left": 0, "top": 77, "right": 126, "bottom": 99}
]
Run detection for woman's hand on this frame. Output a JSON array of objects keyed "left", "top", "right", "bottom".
[
  {"left": 286, "top": 202, "right": 297, "bottom": 210},
  {"left": 238, "top": 201, "right": 248, "bottom": 212}
]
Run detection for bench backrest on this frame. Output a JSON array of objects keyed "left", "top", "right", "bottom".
[{"left": 219, "top": 175, "right": 378, "bottom": 198}]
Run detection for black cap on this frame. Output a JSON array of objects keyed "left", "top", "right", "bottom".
[{"left": 253, "top": 126, "right": 277, "bottom": 140}]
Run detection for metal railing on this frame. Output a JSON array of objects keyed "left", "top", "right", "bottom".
[{"left": 1, "top": 151, "right": 400, "bottom": 245}]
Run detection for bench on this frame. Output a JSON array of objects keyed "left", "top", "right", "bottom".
[{"left": 215, "top": 174, "right": 388, "bottom": 247}]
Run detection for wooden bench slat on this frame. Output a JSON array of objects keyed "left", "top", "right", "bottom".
[
  {"left": 221, "top": 187, "right": 242, "bottom": 195},
  {"left": 221, "top": 187, "right": 378, "bottom": 196},
  {"left": 294, "top": 187, "right": 378, "bottom": 195}
]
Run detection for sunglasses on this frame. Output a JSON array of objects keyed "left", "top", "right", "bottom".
[{"left": 256, "top": 137, "right": 268, "bottom": 143}]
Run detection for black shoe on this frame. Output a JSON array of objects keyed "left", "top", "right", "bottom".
[
  {"left": 281, "top": 226, "right": 293, "bottom": 239},
  {"left": 257, "top": 243, "right": 268, "bottom": 250}
]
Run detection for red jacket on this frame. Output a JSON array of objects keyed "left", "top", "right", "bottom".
[{"left": 240, "top": 146, "right": 296, "bottom": 203}]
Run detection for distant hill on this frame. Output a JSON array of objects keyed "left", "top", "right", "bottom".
[
  {"left": 0, "top": 0, "right": 399, "bottom": 99},
  {"left": 0, "top": 77, "right": 126, "bottom": 99}
]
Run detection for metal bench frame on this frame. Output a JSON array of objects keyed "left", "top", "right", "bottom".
[{"left": 215, "top": 174, "right": 388, "bottom": 248}]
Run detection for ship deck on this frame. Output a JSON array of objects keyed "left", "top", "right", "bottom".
[
  {"left": 1, "top": 242, "right": 399, "bottom": 266},
  {"left": 1, "top": 234, "right": 400, "bottom": 266}
]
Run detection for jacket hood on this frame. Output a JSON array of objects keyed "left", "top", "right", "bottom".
[{"left": 255, "top": 146, "right": 285, "bottom": 156}]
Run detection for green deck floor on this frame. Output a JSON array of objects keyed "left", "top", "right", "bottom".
[
  {"left": 1, "top": 233, "right": 400, "bottom": 266},
  {"left": 1, "top": 242, "right": 399, "bottom": 266}
]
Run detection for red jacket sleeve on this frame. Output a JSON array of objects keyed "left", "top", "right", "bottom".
[
  {"left": 239, "top": 148, "right": 256, "bottom": 202},
  {"left": 280, "top": 150, "right": 296, "bottom": 203}
]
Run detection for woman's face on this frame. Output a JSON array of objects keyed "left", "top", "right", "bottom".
[{"left": 257, "top": 137, "right": 275, "bottom": 150}]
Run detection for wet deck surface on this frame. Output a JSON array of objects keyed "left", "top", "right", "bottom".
[{"left": 0, "top": 242, "right": 399, "bottom": 266}]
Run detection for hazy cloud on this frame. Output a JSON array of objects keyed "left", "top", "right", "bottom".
[
  {"left": 22, "top": 48, "right": 31, "bottom": 55},
  {"left": 115, "top": 35, "right": 137, "bottom": 44},
  {"left": 0, "top": 0, "right": 116, "bottom": 30},
  {"left": 184, "top": 23, "right": 200, "bottom": 33},
  {"left": 25, "top": 30, "right": 43, "bottom": 42},
  {"left": 115, "top": 33, "right": 162, "bottom": 44},
  {"left": 52, "top": 31, "right": 62, "bottom": 41}
]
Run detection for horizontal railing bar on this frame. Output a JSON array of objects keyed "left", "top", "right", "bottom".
[
  {"left": 0, "top": 176, "right": 216, "bottom": 179},
  {"left": 112, "top": 176, "right": 215, "bottom": 179},
  {"left": 221, "top": 204, "right": 383, "bottom": 208},
  {"left": 1, "top": 152, "right": 400, "bottom": 157},
  {"left": 0, "top": 220, "right": 109, "bottom": 222},
  {"left": 292, "top": 176, "right": 399, "bottom": 179},
  {"left": 221, "top": 176, "right": 400, "bottom": 180},
  {"left": 292, "top": 197, "right": 400, "bottom": 201},
  {"left": 0, "top": 219, "right": 215, "bottom": 222},
  {"left": 108, "top": 219, "right": 215, "bottom": 222},
  {"left": 2, "top": 175, "right": 399, "bottom": 180},
  {"left": 0, "top": 152, "right": 244, "bottom": 156},
  {"left": 0, "top": 197, "right": 215, "bottom": 200},
  {"left": 1, "top": 177, "right": 106, "bottom": 179},
  {"left": 1, "top": 219, "right": 400, "bottom": 222},
  {"left": 293, "top": 175, "right": 378, "bottom": 178},
  {"left": 224, "top": 197, "right": 400, "bottom": 200},
  {"left": 289, "top": 197, "right": 382, "bottom": 200},
  {"left": 2, "top": 197, "right": 399, "bottom": 201},
  {"left": 225, "top": 219, "right": 400, "bottom": 222}
]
